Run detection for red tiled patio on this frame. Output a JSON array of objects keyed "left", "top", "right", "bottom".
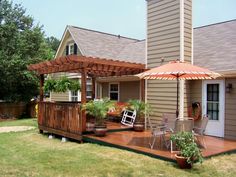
[{"left": 83, "top": 122, "right": 236, "bottom": 161}]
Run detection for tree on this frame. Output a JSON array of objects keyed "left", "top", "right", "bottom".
[
  {"left": 46, "top": 36, "right": 60, "bottom": 55},
  {"left": 0, "top": 0, "right": 54, "bottom": 102}
]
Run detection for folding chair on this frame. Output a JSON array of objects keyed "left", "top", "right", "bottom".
[{"left": 121, "top": 109, "right": 136, "bottom": 127}]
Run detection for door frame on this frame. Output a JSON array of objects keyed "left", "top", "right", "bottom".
[{"left": 202, "top": 79, "right": 225, "bottom": 137}]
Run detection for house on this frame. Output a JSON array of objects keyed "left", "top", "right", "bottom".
[
  {"left": 50, "top": 26, "right": 145, "bottom": 102},
  {"left": 49, "top": 19, "right": 236, "bottom": 140},
  {"left": 44, "top": 0, "right": 236, "bottom": 140}
]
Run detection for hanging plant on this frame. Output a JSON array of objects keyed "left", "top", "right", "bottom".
[
  {"left": 44, "top": 79, "right": 57, "bottom": 93},
  {"left": 44, "top": 77, "right": 81, "bottom": 93}
]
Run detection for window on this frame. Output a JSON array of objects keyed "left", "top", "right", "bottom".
[
  {"left": 207, "top": 84, "right": 219, "bottom": 120},
  {"left": 70, "top": 91, "right": 78, "bottom": 102},
  {"left": 109, "top": 83, "right": 119, "bottom": 101},
  {"left": 85, "top": 78, "right": 92, "bottom": 100},
  {"left": 68, "top": 43, "right": 74, "bottom": 55}
]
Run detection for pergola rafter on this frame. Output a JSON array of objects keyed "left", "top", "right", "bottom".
[
  {"left": 28, "top": 55, "right": 146, "bottom": 132},
  {"left": 28, "top": 55, "right": 145, "bottom": 76}
]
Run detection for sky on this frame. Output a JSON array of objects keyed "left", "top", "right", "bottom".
[{"left": 12, "top": 0, "right": 236, "bottom": 40}]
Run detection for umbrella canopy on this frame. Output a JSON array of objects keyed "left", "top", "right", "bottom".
[
  {"left": 136, "top": 60, "right": 221, "bottom": 118},
  {"left": 136, "top": 60, "right": 220, "bottom": 80}
]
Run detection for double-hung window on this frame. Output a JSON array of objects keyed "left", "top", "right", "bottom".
[
  {"left": 68, "top": 43, "right": 74, "bottom": 55},
  {"left": 70, "top": 91, "right": 78, "bottom": 102},
  {"left": 109, "top": 83, "right": 119, "bottom": 101}
]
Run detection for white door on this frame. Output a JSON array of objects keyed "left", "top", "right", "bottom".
[{"left": 202, "top": 80, "right": 225, "bottom": 137}]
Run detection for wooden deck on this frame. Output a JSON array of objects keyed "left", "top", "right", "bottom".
[{"left": 83, "top": 123, "right": 236, "bottom": 161}]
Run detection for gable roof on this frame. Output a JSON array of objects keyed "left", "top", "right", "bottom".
[
  {"left": 193, "top": 19, "right": 236, "bottom": 73},
  {"left": 62, "top": 19, "right": 236, "bottom": 73},
  {"left": 68, "top": 26, "right": 146, "bottom": 64}
]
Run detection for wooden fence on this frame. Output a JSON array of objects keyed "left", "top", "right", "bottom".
[
  {"left": 0, "top": 102, "right": 27, "bottom": 118},
  {"left": 38, "top": 101, "right": 83, "bottom": 141}
]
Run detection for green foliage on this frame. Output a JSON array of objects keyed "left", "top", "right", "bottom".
[
  {"left": 0, "top": 0, "right": 58, "bottom": 102},
  {"left": 82, "top": 98, "right": 115, "bottom": 125},
  {"left": 43, "top": 79, "right": 57, "bottom": 93},
  {"left": 44, "top": 77, "right": 81, "bottom": 93},
  {"left": 128, "top": 99, "right": 151, "bottom": 122},
  {"left": 46, "top": 36, "right": 60, "bottom": 54},
  {"left": 170, "top": 132, "right": 203, "bottom": 164}
]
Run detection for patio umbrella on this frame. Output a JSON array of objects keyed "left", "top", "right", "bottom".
[{"left": 136, "top": 60, "right": 221, "bottom": 117}]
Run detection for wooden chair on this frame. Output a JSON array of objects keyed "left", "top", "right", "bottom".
[
  {"left": 193, "top": 115, "right": 209, "bottom": 148},
  {"left": 121, "top": 109, "right": 136, "bottom": 127}
]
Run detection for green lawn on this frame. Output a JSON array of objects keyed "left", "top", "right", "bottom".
[{"left": 0, "top": 119, "right": 235, "bottom": 177}]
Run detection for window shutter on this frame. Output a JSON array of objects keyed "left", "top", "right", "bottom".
[
  {"left": 74, "top": 43, "right": 78, "bottom": 55},
  {"left": 66, "top": 45, "right": 69, "bottom": 55}
]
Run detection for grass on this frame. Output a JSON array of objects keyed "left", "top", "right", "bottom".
[{"left": 0, "top": 119, "right": 236, "bottom": 177}]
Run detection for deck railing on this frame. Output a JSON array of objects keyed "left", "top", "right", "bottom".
[{"left": 38, "top": 101, "right": 83, "bottom": 141}]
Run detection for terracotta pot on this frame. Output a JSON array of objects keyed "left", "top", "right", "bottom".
[
  {"left": 133, "top": 122, "right": 145, "bottom": 132},
  {"left": 86, "top": 122, "right": 95, "bottom": 132},
  {"left": 175, "top": 154, "right": 192, "bottom": 169},
  {"left": 94, "top": 125, "right": 107, "bottom": 137}
]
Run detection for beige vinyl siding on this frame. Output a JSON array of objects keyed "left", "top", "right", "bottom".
[
  {"left": 50, "top": 30, "right": 82, "bottom": 102},
  {"left": 101, "top": 83, "right": 109, "bottom": 98},
  {"left": 50, "top": 91, "right": 69, "bottom": 102},
  {"left": 101, "top": 81, "right": 140, "bottom": 102},
  {"left": 120, "top": 81, "right": 140, "bottom": 102},
  {"left": 184, "top": 0, "right": 192, "bottom": 63},
  {"left": 147, "top": 0, "right": 192, "bottom": 123},
  {"left": 225, "top": 78, "right": 236, "bottom": 140},
  {"left": 189, "top": 80, "right": 202, "bottom": 104}
]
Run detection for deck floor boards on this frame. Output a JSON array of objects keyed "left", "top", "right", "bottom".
[{"left": 83, "top": 122, "right": 236, "bottom": 161}]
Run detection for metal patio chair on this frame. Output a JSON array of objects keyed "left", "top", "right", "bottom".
[
  {"left": 148, "top": 115, "right": 168, "bottom": 149},
  {"left": 170, "top": 118, "right": 194, "bottom": 153},
  {"left": 193, "top": 115, "right": 209, "bottom": 149}
]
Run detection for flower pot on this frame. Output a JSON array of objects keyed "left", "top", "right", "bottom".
[
  {"left": 86, "top": 122, "right": 95, "bottom": 132},
  {"left": 133, "top": 122, "right": 145, "bottom": 132},
  {"left": 175, "top": 154, "right": 192, "bottom": 169},
  {"left": 94, "top": 125, "right": 107, "bottom": 137}
]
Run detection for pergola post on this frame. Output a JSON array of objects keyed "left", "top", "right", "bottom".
[
  {"left": 39, "top": 74, "right": 44, "bottom": 101},
  {"left": 92, "top": 77, "right": 96, "bottom": 100},
  {"left": 140, "top": 79, "right": 145, "bottom": 102},
  {"left": 81, "top": 69, "right": 87, "bottom": 132}
]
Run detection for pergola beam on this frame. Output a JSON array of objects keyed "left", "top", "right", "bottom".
[{"left": 28, "top": 55, "right": 145, "bottom": 76}]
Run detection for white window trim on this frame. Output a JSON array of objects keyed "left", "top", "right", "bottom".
[
  {"left": 202, "top": 79, "right": 225, "bottom": 137},
  {"left": 109, "top": 82, "right": 120, "bottom": 101},
  {"left": 69, "top": 90, "right": 81, "bottom": 102},
  {"left": 68, "top": 43, "right": 74, "bottom": 55}
]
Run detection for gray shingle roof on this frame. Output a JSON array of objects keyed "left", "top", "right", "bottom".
[
  {"left": 67, "top": 20, "right": 236, "bottom": 72},
  {"left": 68, "top": 26, "right": 145, "bottom": 64},
  {"left": 193, "top": 20, "right": 236, "bottom": 73}
]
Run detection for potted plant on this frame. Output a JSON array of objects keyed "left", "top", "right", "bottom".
[
  {"left": 170, "top": 132, "right": 203, "bottom": 169},
  {"left": 128, "top": 99, "right": 151, "bottom": 132},
  {"left": 82, "top": 98, "right": 115, "bottom": 136}
]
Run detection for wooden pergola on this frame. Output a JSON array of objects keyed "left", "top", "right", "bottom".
[{"left": 28, "top": 55, "right": 146, "bottom": 137}]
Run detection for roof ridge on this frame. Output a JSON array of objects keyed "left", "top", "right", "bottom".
[
  {"left": 194, "top": 19, "right": 236, "bottom": 29},
  {"left": 68, "top": 25, "right": 142, "bottom": 41}
]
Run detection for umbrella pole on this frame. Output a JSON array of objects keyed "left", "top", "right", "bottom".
[{"left": 176, "top": 77, "right": 179, "bottom": 118}]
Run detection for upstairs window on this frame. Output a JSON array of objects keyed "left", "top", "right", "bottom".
[
  {"left": 66, "top": 43, "right": 77, "bottom": 55},
  {"left": 69, "top": 43, "right": 74, "bottom": 55}
]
